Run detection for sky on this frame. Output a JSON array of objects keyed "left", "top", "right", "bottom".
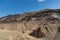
[{"left": 0, "top": 0, "right": 60, "bottom": 17}]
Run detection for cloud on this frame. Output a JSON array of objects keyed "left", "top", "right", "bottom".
[{"left": 37, "top": 0, "right": 45, "bottom": 2}]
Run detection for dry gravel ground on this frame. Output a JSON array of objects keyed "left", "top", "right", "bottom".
[
  {"left": 0, "top": 29, "right": 54, "bottom": 40},
  {"left": 0, "top": 29, "right": 39, "bottom": 40}
]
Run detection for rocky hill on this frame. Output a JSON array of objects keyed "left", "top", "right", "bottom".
[
  {"left": 0, "top": 9, "right": 60, "bottom": 40},
  {"left": 0, "top": 9, "right": 60, "bottom": 22}
]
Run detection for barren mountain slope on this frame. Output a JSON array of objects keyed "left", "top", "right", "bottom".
[{"left": 0, "top": 9, "right": 60, "bottom": 40}]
